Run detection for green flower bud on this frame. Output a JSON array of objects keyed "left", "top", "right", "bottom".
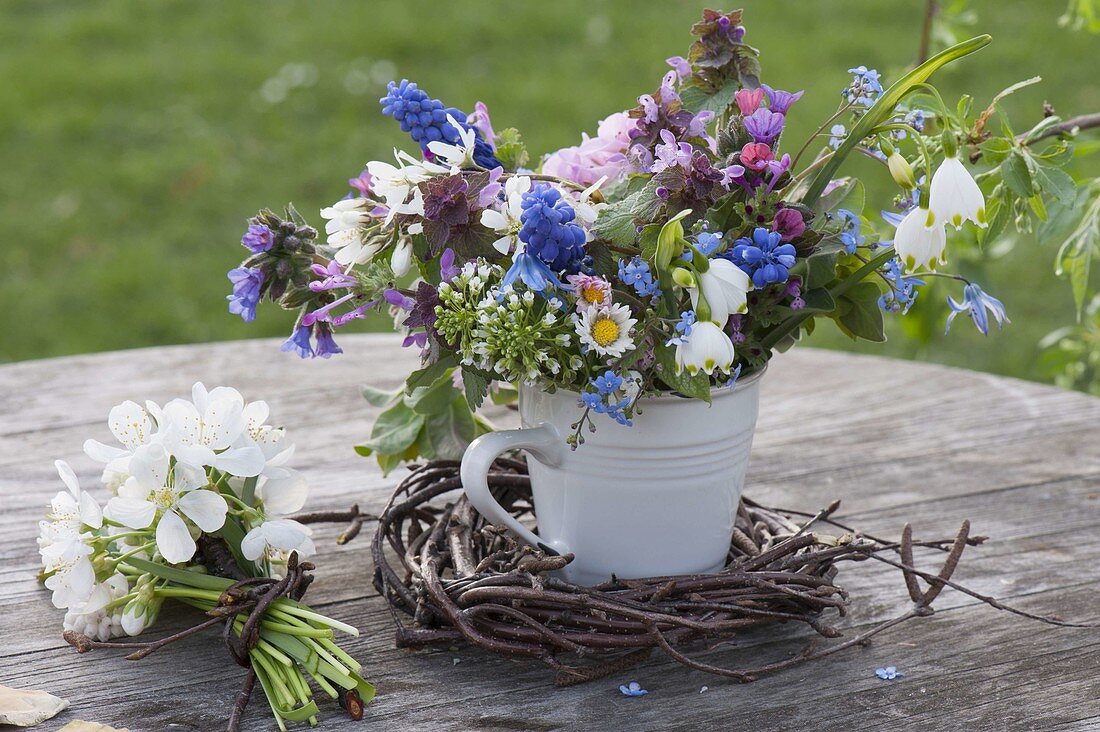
[
  {"left": 888, "top": 151, "right": 917, "bottom": 191},
  {"left": 672, "top": 267, "right": 697, "bottom": 289}
]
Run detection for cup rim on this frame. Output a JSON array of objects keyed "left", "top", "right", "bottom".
[{"left": 520, "top": 362, "right": 768, "bottom": 403}]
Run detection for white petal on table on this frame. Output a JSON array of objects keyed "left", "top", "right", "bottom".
[{"left": 0, "top": 684, "right": 69, "bottom": 726}]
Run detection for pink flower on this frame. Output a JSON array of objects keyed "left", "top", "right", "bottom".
[
  {"left": 542, "top": 112, "right": 638, "bottom": 187},
  {"left": 773, "top": 208, "right": 806, "bottom": 240},
  {"left": 735, "top": 88, "right": 764, "bottom": 116},
  {"left": 566, "top": 273, "right": 613, "bottom": 311},
  {"left": 740, "top": 142, "right": 774, "bottom": 171},
  {"left": 467, "top": 102, "right": 496, "bottom": 148}
]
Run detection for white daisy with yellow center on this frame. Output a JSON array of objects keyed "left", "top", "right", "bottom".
[{"left": 575, "top": 303, "right": 637, "bottom": 358}]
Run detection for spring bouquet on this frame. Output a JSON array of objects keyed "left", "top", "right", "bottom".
[
  {"left": 226, "top": 8, "right": 1074, "bottom": 470},
  {"left": 38, "top": 383, "right": 373, "bottom": 731}
]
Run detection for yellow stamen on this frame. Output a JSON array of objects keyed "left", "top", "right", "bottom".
[
  {"left": 590, "top": 317, "right": 620, "bottom": 347},
  {"left": 582, "top": 285, "right": 606, "bottom": 305}
]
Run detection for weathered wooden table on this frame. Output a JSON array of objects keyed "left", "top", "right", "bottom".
[{"left": 3, "top": 335, "right": 1099, "bottom": 731}]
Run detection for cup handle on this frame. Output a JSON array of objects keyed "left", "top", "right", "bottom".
[{"left": 460, "top": 422, "right": 567, "bottom": 556}]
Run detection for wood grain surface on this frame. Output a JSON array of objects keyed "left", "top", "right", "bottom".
[{"left": 2, "top": 335, "right": 1098, "bottom": 732}]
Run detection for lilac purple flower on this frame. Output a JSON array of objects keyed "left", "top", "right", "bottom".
[
  {"left": 652, "top": 129, "right": 694, "bottom": 173},
  {"left": 280, "top": 325, "right": 314, "bottom": 359},
  {"left": 439, "top": 248, "right": 460, "bottom": 282},
  {"left": 828, "top": 124, "right": 847, "bottom": 149},
  {"left": 666, "top": 55, "right": 692, "bottom": 81},
  {"left": 313, "top": 323, "right": 342, "bottom": 358},
  {"left": 226, "top": 267, "right": 264, "bottom": 322},
  {"left": 762, "top": 84, "right": 804, "bottom": 114},
  {"left": 241, "top": 224, "right": 274, "bottom": 254},
  {"left": 309, "top": 260, "right": 357, "bottom": 292},
  {"left": 466, "top": 101, "right": 496, "bottom": 147},
  {"left": 729, "top": 227, "right": 797, "bottom": 287},
  {"left": 348, "top": 169, "right": 373, "bottom": 197},
  {"left": 542, "top": 112, "right": 637, "bottom": 187},
  {"left": 743, "top": 108, "right": 785, "bottom": 145},
  {"left": 384, "top": 288, "right": 416, "bottom": 311}
]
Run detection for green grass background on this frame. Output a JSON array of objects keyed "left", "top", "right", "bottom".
[{"left": 1, "top": 1, "right": 1097, "bottom": 382}]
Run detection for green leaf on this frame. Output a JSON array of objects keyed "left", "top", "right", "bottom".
[
  {"left": 799, "top": 288, "right": 837, "bottom": 313},
  {"left": 494, "top": 128, "right": 529, "bottom": 171},
  {"left": 376, "top": 451, "right": 405, "bottom": 476},
  {"left": 638, "top": 223, "right": 661, "bottom": 261},
  {"left": 405, "top": 371, "right": 460, "bottom": 415},
  {"left": 1033, "top": 163, "right": 1078, "bottom": 207},
  {"left": 353, "top": 445, "right": 373, "bottom": 457},
  {"left": 424, "top": 397, "right": 477, "bottom": 459},
  {"left": 1054, "top": 187, "right": 1100, "bottom": 315},
  {"left": 461, "top": 367, "right": 491, "bottom": 410},
  {"left": 804, "top": 245, "right": 843, "bottom": 290},
  {"left": 124, "top": 557, "right": 234, "bottom": 591},
  {"left": 654, "top": 343, "right": 712, "bottom": 402},
  {"left": 594, "top": 179, "right": 663, "bottom": 248},
  {"left": 978, "top": 137, "right": 1013, "bottom": 164},
  {"left": 361, "top": 401, "right": 425, "bottom": 456},
  {"left": 361, "top": 384, "right": 398, "bottom": 408},
  {"left": 405, "top": 354, "right": 456, "bottom": 393},
  {"left": 216, "top": 515, "right": 263, "bottom": 578},
  {"left": 803, "top": 34, "right": 992, "bottom": 207},
  {"left": 680, "top": 77, "right": 740, "bottom": 117},
  {"left": 835, "top": 281, "right": 886, "bottom": 342},
  {"left": 1001, "top": 151, "right": 1033, "bottom": 199}
]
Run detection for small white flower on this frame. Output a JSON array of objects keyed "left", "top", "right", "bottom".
[
  {"left": 893, "top": 206, "right": 947, "bottom": 272},
  {"left": 106, "top": 444, "right": 228, "bottom": 564},
  {"left": 42, "top": 543, "right": 95, "bottom": 609},
  {"left": 241, "top": 518, "right": 316, "bottom": 562},
  {"left": 690, "top": 258, "right": 753, "bottom": 325},
  {"left": 675, "top": 321, "right": 736, "bottom": 376},
  {"left": 480, "top": 175, "right": 531, "bottom": 255},
  {"left": 366, "top": 149, "right": 445, "bottom": 229},
  {"left": 574, "top": 303, "right": 637, "bottom": 358},
  {"left": 390, "top": 238, "right": 414, "bottom": 276},
  {"left": 63, "top": 573, "right": 129, "bottom": 642},
  {"left": 83, "top": 399, "right": 162, "bottom": 473},
  {"left": 929, "top": 155, "right": 986, "bottom": 229},
  {"left": 38, "top": 461, "right": 103, "bottom": 584},
  {"left": 571, "top": 176, "right": 609, "bottom": 228},
  {"left": 160, "top": 383, "right": 265, "bottom": 476},
  {"left": 426, "top": 115, "right": 479, "bottom": 169}
]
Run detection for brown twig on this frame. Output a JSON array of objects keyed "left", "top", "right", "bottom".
[
  {"left": 916, "top": 0, "right": 939, "bottom": 65},
  {"left": 367, "top": 459, "right": 1092, "bottom": 687}
]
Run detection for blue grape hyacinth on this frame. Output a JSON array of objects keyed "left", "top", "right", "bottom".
[
  {"left": 518, "top": 184, "right": 587, "bottom": 272},
  {"left": 380, "top": 79, "right": 500, "bottom": 168}
]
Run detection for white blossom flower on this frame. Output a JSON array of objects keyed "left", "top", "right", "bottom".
[
  {"left": 480, "top": 175, "right": 531, "bottom": 254},
  {"left": 675, "top": 321, "right": 736, "bottom": 376},
  {"left": 83, "top": 400, "right": 162, "bottom": 473},
  {"left": 390, "top": 238, "right": 414, "bottom": 276},
  {"left": 366, "top": 149, "right": 447, "bottom": 229},
  {"left": 426, "top": 115, "right": 478, "bottom": 169},
  {"left": 690, "top": 258, "right": 753, "bottom": 325},
  {"left": 37, "top": 462, "right": 101, "bottom": 610},
  {"left": 63, "top": 573, "right": 129, "bottom": 642},
  {"left": 929, "top": 155, "right": 986, "bottom": 229},
  {"left": 242, "top": 519, "right": 316, "bottom": 562},
  {"left": 320, "top": 197, "right": 380, "bottom": 265},
  {"left": 160, "top": 383, "right": 265, "bottom": 476},
  {"left": 893, "top": 206, "right": 947, "bottom": 272},
  {"left": 106, "top": 444, "right": 228, "bottom": 564},
  {"left": 570, "top": 176, "right": 609, "bottom": 228},
  {"left": 574, "top": 304, "right": 637, "bottom": 358}
]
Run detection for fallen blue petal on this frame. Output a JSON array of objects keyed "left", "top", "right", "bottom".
[
  {"left": 875, "top": 666, "right": 904, "bottom": 680},
  {"left": 619, "top": 681, "right": 648, "bottom": 697}
]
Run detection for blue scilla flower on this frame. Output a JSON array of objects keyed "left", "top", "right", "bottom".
[
  {"left": 878, "top": 257, "right": 924, "bottom": 314},
  {"left": 591, "top": 370, "right": 624, "bottom": 396},
  {"left": 501, "top": 251, "right": 564, "bottom": 293},
  {"left": 875, "top": 666, "right": 904, "bottom": 681},
  {"left": 945, "top": 283, "right": 1009, "bottom": 335},
  {"left": 227, "top": 267, "right": 264, "bottom": 323},
  {"left": 618, "top": 256, "right": 661, "bottom": 298},
  {"left": 518, "top": 184, "right": 587, "bottom": 272},
  {"left": 619, "top": 681, "right": 648, "bottom": 697},
  {"left": 729, "top": 227, "right": 797, "bottom": 287},
  {"left": 380, "top": 79, "right": 500, "bottom": 168},
  {"left": 836, "top": 208, "right": 865, "bottom": 254},
  {"left": 666, "top": 310, "right": 696, "bottom": 347}
]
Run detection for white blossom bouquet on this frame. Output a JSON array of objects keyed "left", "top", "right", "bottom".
[
  {"left": 226, "top": 8, "right": 1084, "bottom": 468},
  {"left": 38, "top": 383, "right": 373, "bottom": 731}
]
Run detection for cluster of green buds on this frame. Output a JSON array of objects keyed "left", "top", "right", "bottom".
[
  {"left": 244, "top": 207, "right": 320, "bottom": 304},
  {"left": 121, "top": 572, "right": 163, "bottom": 636}
]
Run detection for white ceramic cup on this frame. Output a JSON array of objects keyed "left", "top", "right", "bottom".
[{"left": 460, "top": 370, "right": 763, "bottom": 586}]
